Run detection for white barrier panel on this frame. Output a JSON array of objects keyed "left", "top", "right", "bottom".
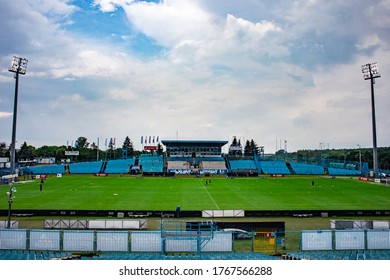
[
  {"left": 44, "top": 220, "right": 88, "bottom": 229},
  {"left": 96, "top": 231, "right": 128, "bottom": 252},
  {"left": 224, "top": 210, "right": 235, "bottom": 217},
  {"left": 353, "top": 221, "right": 371, "bottom": 229},
  {"left": 88, "top": 220, "right": 106, "bottom": 229},
  {"left": 105, "top": 220, "right": 123, "bottom": 229},
  {"left": 301, "top": 230, "right": 333, "bottom": 251},
  {"left": 0, "top": 221, "right": 18, "bottom": 229},
  {"left": 88, "top": 220, "right": 141, "bottom": 229},
  {"left": 367, "top": 230, "right": 390, "bottom": 249},
  {"left": 335, "top": 230, "right": 365, "bottom": 250},
  {"left": 131, "top": 231, "right": 161, "bottom": 252},
  {"left": 123, "top": 220, "right": 143, "bottom": 229},
  {"left": 45, "top": 219, "right": 143, "bottom": 230},
  {"left": 373, "top": 221, "right": 390, "bottom": 229},
  {"left": 63, "top": 230, "right": 94, "bottom": 252},
  {"left": 0, "top": 229, "right": 27, "bottom": 250},
  {"left": 29, "top": 230, "right": 61, "bottom": 251},
  {"left": 202, "top": 210, "right": 245, "bottom": 217},
  {"left": 202, "top": 232, "right": 233, "bottom": 252}
]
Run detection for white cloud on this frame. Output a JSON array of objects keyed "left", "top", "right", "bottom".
[
  {"left": 120, "top": 0, "right": 218, "bottom": 48},
  {"left": 93, "top": 0, "right": 135, "bottom": 13}
]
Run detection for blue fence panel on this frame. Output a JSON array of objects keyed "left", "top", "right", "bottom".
[
  {"left": 166, "top": 238, "right": 197, "bottom": 252},
  {"left": 301, "top": 230, "right": 333, "bottom": 251},
  {"left": 29, "top": 230, "right": 61, "bottom": 251},
  {"left": 63, "top": 230, "right": 94, "bottom": 251},
  {"left": 0, "top": 229, "right": 27, "bottom": 250},
  {"left": 131, "top": 231, "right": 161, "bottom": 252},
  {"left": 367, "top": 230, "right": 390, "bottom": 250},
  {"left": 202, "top": 232, "right": 233, "bottom": 252},
  {"left": 96, "top": 231, "right": 129, "bottom": 252},
  {"left": 335, "top": 230, "right": 365, "bottom": 250}
]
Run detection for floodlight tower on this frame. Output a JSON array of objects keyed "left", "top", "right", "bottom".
[
  {"left": 357, "top": 144, "right": 362, "bottom": 177},
  {"left": 361, "top": 62, "right": 380, "bottom": 178},
  {"left": 7, "top": 56, "right": 28, "bottom": 228}
]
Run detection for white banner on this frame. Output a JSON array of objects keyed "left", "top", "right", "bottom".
[{"left": 65, "top": 151, "right": 79, "bottom": 156}]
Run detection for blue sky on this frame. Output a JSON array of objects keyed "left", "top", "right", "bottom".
[{"left": 0, "top": 0, "right": 389, "bottom": 153}]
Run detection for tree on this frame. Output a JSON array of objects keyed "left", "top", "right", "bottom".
[
  {"left": 75, "top": 137, "right": 89, "bottom": 149},
  {"left": 122, "top": 136, "right": 134, "bottom": 157},
  {"left": 18, "top": 141, "right": 35, "bottom": 160},
  {"left": 156, "top": 143, "right": 163, "bottom": 156},
  {"left": 250, "top": 139, "right": 259, "bottom": 155},
  {"left": 244, "top": 140, "right": 251, "bottom": 157},
  {"left": 232, "top": 136, "right": 238, "bottom": 146},
  {"left": 243, "top": 139, "right": 259, "bottom": 157},
  {"left": 35, "top": 145, "right": 57, "bottom": 158},
  {"left": 0, "top": 142, "right": 9, "bottom": 157}
]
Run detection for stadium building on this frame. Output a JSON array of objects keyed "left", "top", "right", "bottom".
[{"left": 162, "top": 140, "right": 228, "bottom": 175}]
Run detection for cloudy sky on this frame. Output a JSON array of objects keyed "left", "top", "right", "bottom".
[{"left": 0, "top": 0, "right": 389, "bottom": 153}]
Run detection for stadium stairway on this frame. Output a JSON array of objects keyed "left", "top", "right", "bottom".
[
  {"left": 100, "top": 161, "right": 107, "bottom": 173},
  {"left": 286, "top": 162, "right": 295, "bottom": 175}
]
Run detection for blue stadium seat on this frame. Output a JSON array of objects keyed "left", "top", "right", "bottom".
[
  {"left": 290, "top": 162, "right": 324, "bottom": 175},
  {"left": 68, "top": 161, "right": 103, "bottom": 174},
  {"left": 259, "top": 161, "right": 290, "bottom": 175},
  {"left": 229, "top": 160, "right": 258, "bottom": 171},
  {"left": 105, "top": 158, "right": 135, "bottom": 174},
  {"left": 27, "top": 164, "right": 65, "bottom": 174}
]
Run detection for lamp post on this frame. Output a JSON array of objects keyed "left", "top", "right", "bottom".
[
  {"left": 357, "top": 144, "right": 362, "bottom": 177},
  {"left": 361, "top": 62, "right": 380, "bottom": 178},
  {"left": 7, "top": 56, "right": 28, "bottom": 228}
]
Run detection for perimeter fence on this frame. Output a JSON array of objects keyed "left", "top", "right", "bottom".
[{"left": 1, "top": 228, "right": 389, "bottom": 255}]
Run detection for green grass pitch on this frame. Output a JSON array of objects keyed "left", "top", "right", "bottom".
[{"left": 1, "top": 175, "right": 390, "bottom": 211}]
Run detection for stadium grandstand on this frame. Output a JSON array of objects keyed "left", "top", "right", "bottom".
[
  {"left": 16, "top": 139, "right": 373, "bottom": 177},
  {"left": 162, "top": 140, "right": 228, "bottom": 175}
]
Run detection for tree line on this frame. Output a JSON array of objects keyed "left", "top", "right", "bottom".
[
  {"left": 228, "top": 136, "right": 390, "bottom": 170},
  {"left": 0, "top": 136, "right": 163, "bottom": 163}
]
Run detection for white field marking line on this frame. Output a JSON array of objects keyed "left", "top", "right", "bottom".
[{"left": 198, "top": 179, "right": 219, "bottom": 210}]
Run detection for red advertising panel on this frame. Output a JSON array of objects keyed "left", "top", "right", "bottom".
[{"left": 144, "top": 146, "right": 157, "bottom": 151}]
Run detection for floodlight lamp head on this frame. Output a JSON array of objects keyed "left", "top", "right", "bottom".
[
  {"left": 361, "top": 62, "right": 381, "bottom": 80},
  {"left": 9, "top": 56, "right": 28, "bottom": 75},
  {"left": 370, "top": 62, "right": 381, "bottom": 78}
]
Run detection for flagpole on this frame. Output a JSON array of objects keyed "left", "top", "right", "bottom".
[{"left": 97, "top": 137, "right": 99, "bottom": 161}]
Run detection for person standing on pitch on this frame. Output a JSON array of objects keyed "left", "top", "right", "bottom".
[{"left": 39, "top": 177, "right": 44, "bottom": 192}]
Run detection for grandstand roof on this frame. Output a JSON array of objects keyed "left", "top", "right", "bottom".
[{"left": 162, "top": 140, "right": 228, "bottom": 147}]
